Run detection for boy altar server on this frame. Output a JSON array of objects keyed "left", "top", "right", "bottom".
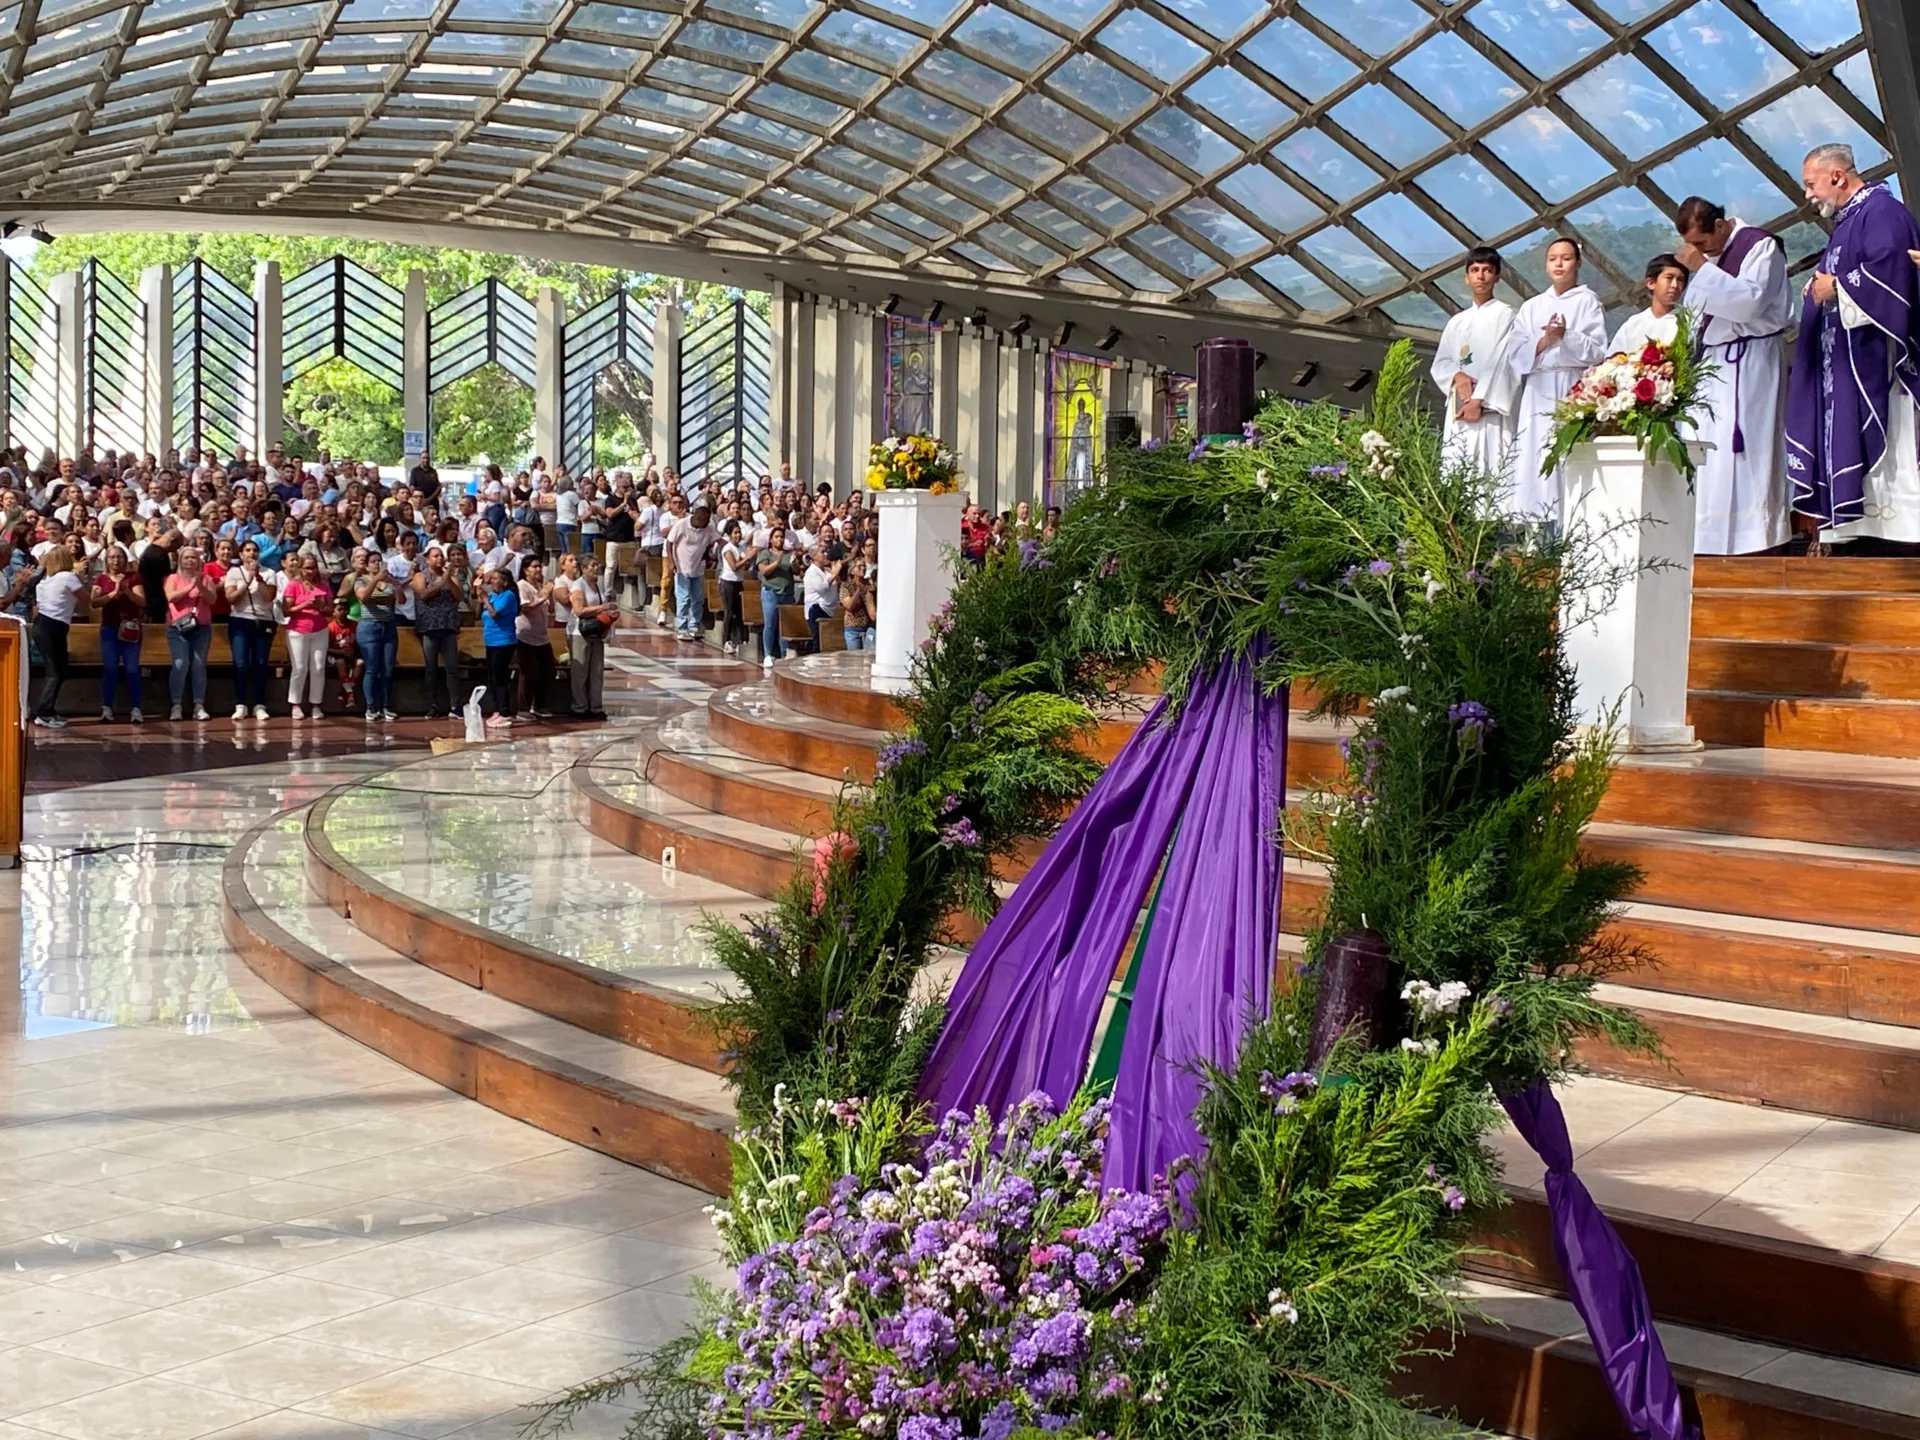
[{"left": 1429, "top": 247, "right": 1520, "bottom": 489}]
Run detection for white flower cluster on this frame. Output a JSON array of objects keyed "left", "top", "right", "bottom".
[
  {"left": 1400, "top": 1037, "right": 1440, "bottom": 1056},
  {"left": 1267, "top": 1287, "right": 1299, "bottom": 1324},
  {"left": 1568, "top": 354, "right": 1678, "bottom": 423},
  {"left": 1359, "top": 429, "right": 1398, "bottom": 480},
  {"left": 1402, "top": 978, "right": 1473, "bottom": 1018}
]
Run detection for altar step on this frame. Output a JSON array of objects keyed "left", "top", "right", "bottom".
[
  {"left": 1412, "top": 1282, "right": 1920, "bottom": 1439},
  {"left": 221, "top": 810, "right": 735, "bottom": 1192}
]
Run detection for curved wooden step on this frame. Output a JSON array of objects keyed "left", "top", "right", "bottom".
[
  {"left": 1691, "top": 639, "right": 1920, "bottom": 703},
  {"left": 1474, "top": 1194, "right": 1920, "bottom": 1378},
  {"left": 1410, "top": 1306, "right": 1920, "bottom": 1439},
  {"left": 1599, "top": 749, "right": 1920, "bottom": 853},
  {"left": 221, "top": 813, "right": 734, "bottom": 1193},
  {"left": 303, "top": 780, "right": 728, "bottom": 1075},
  {"left": 1693, "top": 590, "right": 1920, "bottom": 647},
  {"left": 1695, "top": 556, "right": 1920, "bottom": 593}
]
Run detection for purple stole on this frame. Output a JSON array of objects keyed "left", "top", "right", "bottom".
[
  {"left": 1696, "top": 225, "right": 1781, "bottom": 455},
  {"left": 1785, "top": 183, "right": 1920, "bottom": 524}
]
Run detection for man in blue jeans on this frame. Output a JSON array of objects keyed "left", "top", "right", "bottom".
[{"left": 666, "top": 501, "right": 716, "bottom": 642}]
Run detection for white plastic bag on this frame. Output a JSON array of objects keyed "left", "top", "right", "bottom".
[{"left": 463, "top": 685, "right": 488, "bottom": 742}]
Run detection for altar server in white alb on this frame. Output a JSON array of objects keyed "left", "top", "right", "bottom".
[
  {"left": 1674, "top": 195, "right": 1792, "bottom": 553},
  {"left": 1505, "top": 237, "right": 1608, "bottom": 522},
  {"left": 1610, "top": 253, "right": 1688, "bottom": 353},
  {"left": 1429, "top": 246, "right": 1519, "bottom": 487}
]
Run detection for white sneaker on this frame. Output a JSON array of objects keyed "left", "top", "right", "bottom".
[
  {"left": 169, "top": 704, "right": 183, "bottom": 721},
  {"left": 485, "top": 714, "right": 512, "bottom": 729},
  {"left": 763, "top": 654, "right": 775, "bottom": 669},
  {"left": 232, "top": 705, "right": 247, "bottom": 721},
  {"left": 289, "top": 705, "right": 304, "bottom": 721},
  {"left": 129, "top": 709, "right": 143, "bottom": 724},
  {"left": 99, "top": 707, "right": 113, "bottom": 722},
  {"left": 33, "top": 714, "right": 65, "bottom": 729},
  {"left": 381, "top": 709, "right": 398, "bottom": 722},
  {"left": 365, "top": 709, "right": 379, "bottom": 724},
  {"left": 253, "top": 705, "right": 269, "bottom": 721},
  {"left": 193, "top": 705, "right": 209, "bottom": 722}
]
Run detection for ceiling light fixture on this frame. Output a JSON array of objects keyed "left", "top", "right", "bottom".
[
  {"left": 880, "top": 293, "right": 900, "bottom": 315},
  {"left": 1053, "top": 321, "right": 1073, "bottom": 347},
  {"left": 1291, "top": 362, "right": 1318, "bottom": 387},
  {"left": 1345, "top": 369, "right": 1374, "bottom": 392},
  {"left": 926, "top": 300, "right": 945, "bottom": 323},
  {"left": 1008, "top": 314, "right": 1031, "bottom": 337},
  {"left": 1095, "top": 326, "right": 1120, "bottom": 351}
]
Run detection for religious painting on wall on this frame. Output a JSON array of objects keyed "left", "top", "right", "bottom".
[
  {"left": 883, "top": 317, "right": 937, "bottom": 438},
  {"left": 1047, "top": 351, "right": 1109, "bottom": 509},
  {"left": 1164, "top": 373, "right": 1194, "bottom": 437}
]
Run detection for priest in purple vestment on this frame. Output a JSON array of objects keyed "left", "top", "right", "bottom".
[{"left": 1786, "top": 143, "right": 1920, "bottom": 543}]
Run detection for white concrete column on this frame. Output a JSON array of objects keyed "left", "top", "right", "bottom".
[
  {"left": 650, "top": 290, "right": 683, "bottom": 469},
  {"left": 0, "top": 263, "right": 11, "bottom": 450},
  {"left": 1144, "top": 372, "right": 1169, "bottom": 445},
  {"left": 767, "top": 281, "right": 791, "bottom": 475},
  {"left": 402, "top": 270, "right": 429, "bottom": 468},
  {"left": 1031, "top": 338, "right": 1052, "bottom": 509},
  {"left": 935, "top": 323, "right": 960, "bottom": 444},
  {"left": 844, "top": 303, "right": 874, "bottom": 497},
  {"left": 47, "top": 272, "right": 84, "bottom": 459},
  {"left": 994, "top": 334, "right": 1022, "bottom": 508},
  {"left": 954, "top": 324, "right": 986, "bottom": 508},
  {"left": 810, "top": 298, "right": 837, "bottom": 489},
  {"left": 140, "top": 265, "right": 173, "bottom": 458},
  {"left": 252, "top": 260, "right": 282, "bottom": 458},
  {"left": 533, "top": 285, "right": 564, "bottom": 465}
]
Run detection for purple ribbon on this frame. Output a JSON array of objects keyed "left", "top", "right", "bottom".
[{"left": 1501, "top": 1077, "right": 1699, "bottom": 1440}]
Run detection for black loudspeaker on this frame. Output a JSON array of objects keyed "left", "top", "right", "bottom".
[
  {"left": 1195, "top": 336, "right": 1257, "bottom": 439},
  {"left": 1106, "top": 413, "right": 1140, "bottom": 450}
]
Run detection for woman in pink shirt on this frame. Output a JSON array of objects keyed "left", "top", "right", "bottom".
[
  {"left": 163, "top": 547, "right": 217, "bottom": 721},
  {"left": 282, "top": 553, "right": 334, "bottom": 720}
]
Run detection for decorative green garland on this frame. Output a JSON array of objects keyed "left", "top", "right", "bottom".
[{"left": 542, "top": 339, "right": 1658, "bottom": 1440}]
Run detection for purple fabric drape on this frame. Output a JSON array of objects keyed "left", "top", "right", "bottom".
[
  {"left": 1105, "top": 663, "right": 1286, "bottom": 1190},
  {"left": 1501, "top": 1077, "right": 1700, "bottom": 1440},
  {"left": 917, "top": 655, "right": 1285, "bottom": 1180},
  {"left": 916, "top": 687, "right": 1193, "bottom": 1123}
]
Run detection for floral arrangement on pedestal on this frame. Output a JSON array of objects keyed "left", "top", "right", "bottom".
[
  {"left": 1541, "top": 308, "right": 1711, "bottom": 481},
  {"left": 867, "top": 434, "right": 961, "bottom": 493}
]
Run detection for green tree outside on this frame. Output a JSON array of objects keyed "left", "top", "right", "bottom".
[{"left": 33, "top": 232, "right": 763, "bottom": 467}]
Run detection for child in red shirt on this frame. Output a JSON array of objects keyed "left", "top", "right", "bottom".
[{"left": 327, "top": 599, "right": 364, "bottom": 712}]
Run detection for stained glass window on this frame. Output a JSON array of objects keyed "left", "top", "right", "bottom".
[{"left": 884, "top": 317, "right": 937, "bottom": 438}]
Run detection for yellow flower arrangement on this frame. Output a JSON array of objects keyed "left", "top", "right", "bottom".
[{"left": 866, "top": 433, "right": 961, "bottom": 492}]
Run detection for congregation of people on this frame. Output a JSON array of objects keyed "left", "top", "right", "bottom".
[
  {"left": 1430, "top": 144, "right": 1920, "bottom": 557},
  {"left": 0, "top": 428, "right": 1059, "bottom": 731}
]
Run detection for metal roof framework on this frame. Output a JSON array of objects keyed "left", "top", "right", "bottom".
[{"left": 0, "top": 0, "right": 1906, "bottom": 339}]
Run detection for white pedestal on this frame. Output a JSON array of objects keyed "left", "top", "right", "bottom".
[
  {"left": 1562, "top": 435, "right": 1705, "bottom": 752},
  {"left": 871, "top": 488, "right": 964, "bottom": 692}
]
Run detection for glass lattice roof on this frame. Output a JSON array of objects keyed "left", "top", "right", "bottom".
[{"left": 0, "top": 0, "right": 1896, "bottom": 335}]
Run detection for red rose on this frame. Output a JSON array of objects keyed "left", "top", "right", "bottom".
[
  {"left": 1640, "top": 344, "right": 1663, "bottom": 365},
  {"left": 1570, "top": 381, "right": 1585, "bottom": 398},
  {"left": 1595, "top": 380, "right": 1616, "bottom": 398},
  {"left": 1633, "top": 377, "right": 1656, "bottom": 403}
]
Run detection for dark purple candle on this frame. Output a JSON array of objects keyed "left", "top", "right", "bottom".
[{"left": 1308, "top": 928, "right": 1391, "bottom": 1067}]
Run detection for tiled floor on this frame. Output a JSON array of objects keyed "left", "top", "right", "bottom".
[{"left": 2, "top": 669, "right": 732, "bottom": 1439}]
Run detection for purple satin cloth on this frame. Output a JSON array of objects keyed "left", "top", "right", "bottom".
[
  {"left": 1502, "top": 1077, "right": 1699, "bottom": 1440},
  {"left": 1105, "top": 665, "right": 1286, "bottom": 1190},
  {"left": 917, "top": 654, "right": 1286, "bottom": 1188}
]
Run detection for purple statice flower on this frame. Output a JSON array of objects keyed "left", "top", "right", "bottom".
[
  {"left": 1309, "top": 461, "right": 1348, "bottom": 479},
  {"left": 1187, "top": 440, "right": 1210, "bottom": 462},
  {"left": 874, "top": 737, "right": 927, "bottom": 777},
  {"left": 1018, "top": 538, "right": 1053, "bottom": 571},
  {"left": 1141, "top": 437, "right": 1164, "bottom": 452},
  {"left": 1466, "top": 567, "right": 1486, "bottom": 586},
  {"left": 1448, "top": 700, "right": 1494, "bottom": 754},
  {"left": 1367, "top": 558, "right": 1394, "bottom": 577},
  {"left": 1442, "top": 1184, "right": 1467, "bottom": 1212},
  {"left": 1241, "top": 419, "right": 1260, "bottom": 442},
  {"left": 1292, "top": 574, "right": 1310, "bottom": 591},
  {"left": 1256, "top": 1068, "right": 1320, "bottom": 1114},
  {"left": 972, "top": 690, "right": 991, "bottom": 712},
  {"left": 940, "top": 794, "right": 962, "bottom": 815},
  {"left": 1341, "top": 564, "right": 1361, "bottom": 586},
  {"left": 938, "top": 816, "right": 982, "bottom": 849},
  {"left": 1099, "top": 554, "right": 1122, "bottom": 579}
]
